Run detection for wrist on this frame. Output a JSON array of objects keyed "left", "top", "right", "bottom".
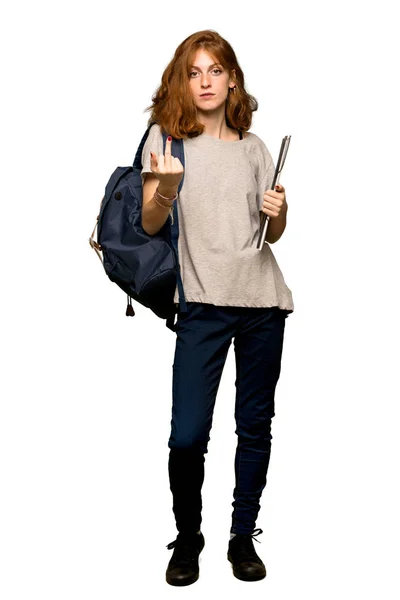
[
  {"left": 157, "top": 183, "right": 178, "bottom": 199},
  {"left": 153, "top": 188, "right": 176, "bottom": 210}
]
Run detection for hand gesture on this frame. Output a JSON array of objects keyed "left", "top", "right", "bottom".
[{"left": 150, "top": 135, "right": 184, "bottom": 192}]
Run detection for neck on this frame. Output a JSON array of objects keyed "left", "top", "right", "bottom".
[{"left": 197, "top": 108, "right": 233, "bottom": 139}]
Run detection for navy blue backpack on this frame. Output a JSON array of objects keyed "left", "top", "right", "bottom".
[{"left": 89, "top": 121, "right": 188, "bottom": 332}]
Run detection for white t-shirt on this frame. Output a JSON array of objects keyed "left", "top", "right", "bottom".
[{"left": 141, "top": 124, "right": 294, "bottom": 313}]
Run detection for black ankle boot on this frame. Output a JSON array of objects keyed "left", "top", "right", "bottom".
[
  {"left": 166, "top": 531, "right": 205, "bottom": 586},
  {"left": 227, "top": 528, "right": 266, "bottom": 581}
]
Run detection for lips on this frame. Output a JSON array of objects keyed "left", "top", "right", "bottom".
[{"left": 200, "top": 93, "right": 214, "bottom": 97}]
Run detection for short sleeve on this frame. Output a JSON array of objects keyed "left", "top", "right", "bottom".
[
  {"left": 255, "top": 138, "right": 275, "bottom": 212},
  {"left": 140, "top": 123, "right": 164, "bottom": 186}
]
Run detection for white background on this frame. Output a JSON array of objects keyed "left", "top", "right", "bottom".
[{"left": 1, "top": 0, "right": 399, "bottom": 598}]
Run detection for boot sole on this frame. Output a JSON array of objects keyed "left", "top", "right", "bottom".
[{"left": 166, "top": 570, "right": 200, "bottom": 586}]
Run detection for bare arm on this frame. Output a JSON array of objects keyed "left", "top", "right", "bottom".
[{"left": 141, "top": 174, "right": 178, "bottom": 236}]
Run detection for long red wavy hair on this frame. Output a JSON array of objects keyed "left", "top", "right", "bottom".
[{"left": 144, "top": 29, "right": 259, "bottom": 140}]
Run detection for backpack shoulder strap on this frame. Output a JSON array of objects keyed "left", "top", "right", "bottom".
[
  {"left": 132, "top": 120, "right": 159, "bottom": 170},
  {"left": 161, "top": 130, "right": 188, "bottom": 321}
]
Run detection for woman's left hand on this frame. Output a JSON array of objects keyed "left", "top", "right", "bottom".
[{"left": 262, "top": 184, "right": 287, "bottom": 218}]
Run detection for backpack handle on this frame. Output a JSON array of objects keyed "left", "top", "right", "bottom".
[{"left": 88, "top": 196, "right": 104, "bottom": 264}]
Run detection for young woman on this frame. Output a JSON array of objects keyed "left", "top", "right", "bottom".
[{"left": 140, "top": 29, "right": 294, "bottom": 586}]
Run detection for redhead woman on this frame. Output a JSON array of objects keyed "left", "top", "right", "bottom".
[{"left": 140, "top": 29, "right": 294, "bottom": 586}]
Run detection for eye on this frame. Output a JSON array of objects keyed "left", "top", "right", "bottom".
[{"left": 189, "top": 68, "right": 223, "bottom": 78}]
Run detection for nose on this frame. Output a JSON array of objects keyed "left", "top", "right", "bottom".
[{"left": 200, "top": 74, "right": 212, "bottom": 88}]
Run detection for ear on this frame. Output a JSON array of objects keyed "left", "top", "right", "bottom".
[{"left": 230, "top": 68, "right": 236, "bottom": 86}]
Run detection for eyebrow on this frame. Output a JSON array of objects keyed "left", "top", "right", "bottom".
[{"left": 190, "top": 63, "right": 222, "bottom": 70}]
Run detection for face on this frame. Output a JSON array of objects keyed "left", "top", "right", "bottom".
[{"left": 188, "top": 48, "right": 235, "bottom": 112}]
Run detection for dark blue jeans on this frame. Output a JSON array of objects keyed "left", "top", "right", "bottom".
[{"left": 168, "top": 302, "right": 289, "bottom": 536}]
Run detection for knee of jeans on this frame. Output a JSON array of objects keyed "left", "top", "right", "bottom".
[
  {"left": 237, "top": 421, "right": 273, "bottom": 444},
  {"left": 168, "top": 432, "right": 209, "bottom": 453}
]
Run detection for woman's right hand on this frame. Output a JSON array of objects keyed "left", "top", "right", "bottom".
[{"left": 150, "top": 135, "right": 184, "bottom": 194}]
